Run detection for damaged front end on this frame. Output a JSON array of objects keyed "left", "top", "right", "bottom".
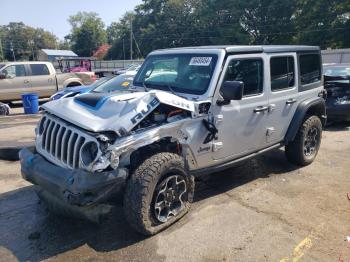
[{"left": 19, "top": 90, "right": 207, "bottom": 221}]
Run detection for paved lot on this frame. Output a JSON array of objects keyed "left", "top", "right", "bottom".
[{"left": 0, "top": 119, "right": 350, "bottom": 262}]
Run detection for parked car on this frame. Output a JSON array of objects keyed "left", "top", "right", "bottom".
[
  {"left": 323, "top": 64, "right": 350, "bottom": 121},
  {"left": 91, "top": 74, "right": 134, "bottom": 93},
  {"left": 0, "top": 61, "right": 95, "bottom": 102},
  {"left": 114, "top": 64, "right": 141, "bottom": 75},
  {"left": 20, "top": 45, "right": 326, "bottom": 235},
  {"left": 50, "top": 77, "right": 112, "bottom": 100},
  {"left": 50, "top": 74, "right": 135, "bottom": 100}
]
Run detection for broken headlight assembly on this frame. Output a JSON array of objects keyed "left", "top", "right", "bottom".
[{"left": 80, "top": 141, "right": 100, "bottom": 168}]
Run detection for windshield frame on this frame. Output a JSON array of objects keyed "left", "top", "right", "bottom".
[{"left": 133, "top": 53, "right": 219, "bottom": 96}]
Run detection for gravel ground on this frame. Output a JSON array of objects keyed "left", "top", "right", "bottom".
[{"left": 0, "top": 121, "right": 349, "bottom": 262}]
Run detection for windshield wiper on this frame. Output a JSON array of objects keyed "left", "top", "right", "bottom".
[{"left": 142, "top": 81, "right": 149, "bottom": 92}]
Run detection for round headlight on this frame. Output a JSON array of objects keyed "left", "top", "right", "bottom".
[{"left": 80, "top": 141, "right": 99, "bottom": 167}]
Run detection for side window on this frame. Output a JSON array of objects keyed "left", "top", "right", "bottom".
[
  {"left": 30, "top": 64, "right": 50, "bottom": 76},
  {"left": 299, "top": 54, "right": 321, "bottom": 85},
  {"left": 224, "top": 59, "right": 263, "bottom": 96},
  {"left": 224, "top": 58, "right": 264, "bottom": 96},
  {"left": 2, "top": 65, "right": 26, "bottom": 78},
  {"left": 270, "top": 56, "right": 295, "bottom": 91}
]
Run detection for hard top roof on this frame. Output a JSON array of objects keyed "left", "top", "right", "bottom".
[{"left": 154, "top": 45, "right": 320, "bottom": 54}]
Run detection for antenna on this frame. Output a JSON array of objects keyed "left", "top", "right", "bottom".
[{"left": 130, "top": 18, "right": 133, "bottom": 60}]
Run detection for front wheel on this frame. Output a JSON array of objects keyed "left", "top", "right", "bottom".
[
  {"left": 123, "top": 152, "right": 194, "bottom": 235},
  {"left": 285, "top": 115, "right": 322, "bottom": 166}
]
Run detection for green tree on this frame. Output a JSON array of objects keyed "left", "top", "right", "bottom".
[
  {"left": 0, "top": 22, "right": 57, "bottom": 61},
  {"left": 68, "top": 12, "right": 107, "bottom": 56}
]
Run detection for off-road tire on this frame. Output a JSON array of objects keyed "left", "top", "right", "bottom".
[
  {"left": 285, "top": 115, "right": 322, "bottom": 166},
  {"left": 123, "top": 152, "right": 194, "bottom": 236}
]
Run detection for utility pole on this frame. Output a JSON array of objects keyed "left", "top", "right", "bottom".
[
  {"left": 130, "top": 18, "right": 133, "bottom": 60},
  {"left": 10, "top": 41, "right": 16, "bottom": 61},
  {"left": 29, "top": 40, "right": 35, "bottom": 61},
  {"left": 0, "top": 38, "right": 3, "bottom": 61},
  {"left": 122, "top": 38, "right": 125, "bottom": 68}
]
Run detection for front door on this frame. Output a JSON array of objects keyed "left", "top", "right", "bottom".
[
  {"left": 0, "top": 64, "right": 31, "bottom": 101},
  {"left": 211, "top": 54, "right": 270, "bottom": 161}
]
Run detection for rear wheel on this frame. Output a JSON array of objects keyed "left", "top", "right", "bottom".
[
  {"left": 123, "top": 152, "right": 194, "bottom": 235},
  {"left": 285, "top": 115, "right": 322, "bottom": 166}
]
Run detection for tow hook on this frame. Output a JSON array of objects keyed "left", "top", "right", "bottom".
[{"left": 202, "top": 119, "right": 218, "bottom": 144}]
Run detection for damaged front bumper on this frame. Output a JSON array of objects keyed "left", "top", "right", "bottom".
[{"left": 19, "top": 147, "right": 128, "bottom": 207}]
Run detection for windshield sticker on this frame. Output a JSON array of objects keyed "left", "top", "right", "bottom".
[
  {"left": 121, "top": 81, "right": 130, "bottom": 87},
  {"left": 189, "top": 57, "right": 212, "bottom": 66}
]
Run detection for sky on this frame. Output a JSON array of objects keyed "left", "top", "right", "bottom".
[{"left": 0, "top": 0, "right": 143, "bottom": 39}]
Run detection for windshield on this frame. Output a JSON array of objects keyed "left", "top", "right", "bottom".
[
  {"left": 92, "top": 74, "right": 134, "bottom": 93},
  {"left": 134, "top": 54, "right": 218, "bottom": 95},
  {"left": 324, "top": 67, "right": 350, "bottom": 77},
  {"left": 89, "top": 77, "right": 111, "bottom": 89},
  {"left": 0, "top": 64, "right": 5, "bottom": 70}
]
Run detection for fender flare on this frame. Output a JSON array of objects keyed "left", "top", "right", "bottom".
[{"left": 284, "top": 97, "right": 326, "bottom": 143}]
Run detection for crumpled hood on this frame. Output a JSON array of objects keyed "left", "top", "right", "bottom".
[{"left": 42, "top": 90, "right": 195, "bottom": 133}]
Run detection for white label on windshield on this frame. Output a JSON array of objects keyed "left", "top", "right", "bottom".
[{"left": 189, "top": 57, "right": 212, "bottom": 66}]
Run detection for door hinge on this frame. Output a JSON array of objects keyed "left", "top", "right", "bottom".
[
  {"left": 266, "top": 127, "right": 276, "bottom": 137},
  {"left": 215, "top": 114, "right": 223, "bottom": 125}
]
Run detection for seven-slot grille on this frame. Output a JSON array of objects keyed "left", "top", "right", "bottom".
[{"left": 37, "top": 114, "right": 95, "bottom": 169}]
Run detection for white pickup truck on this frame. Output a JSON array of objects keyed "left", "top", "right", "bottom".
[{"left": 0, "top": 61, "right": 95, "bottom": 102}]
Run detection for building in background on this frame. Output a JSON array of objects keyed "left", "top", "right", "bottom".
[
  {"left": 38, "top": 49, "right": 78, "bottom": 62},
  {"left": 322, "top": 49, "right": 350, "bottom": 64}
]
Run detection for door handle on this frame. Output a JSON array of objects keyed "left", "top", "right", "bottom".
[
  {"left": 24, "top": 80, "right": 29, "bottom": 84},
  {"left": 254, "top": 106, "right": 269, "bottom": 113},
  {"left": 286, "top": 98, "right": 297, "bottom": 105}
]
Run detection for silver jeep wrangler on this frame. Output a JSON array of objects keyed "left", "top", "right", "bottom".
[{"left": 20, "top": 45, "right": 326, "bottom": 235}]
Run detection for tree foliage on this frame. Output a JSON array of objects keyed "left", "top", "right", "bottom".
[
  {"left": 67, "top": 12, "right": 107, "bottom": 57},
  {"left": 0, "top": 22, "right": 57, "bottom": 61},
  {"left": 106, "top": 0, "right": 350, "bottom": 59}
]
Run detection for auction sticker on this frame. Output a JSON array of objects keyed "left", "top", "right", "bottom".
[{"left": 189, "top": 57, "right": 212, "bottom": 66}]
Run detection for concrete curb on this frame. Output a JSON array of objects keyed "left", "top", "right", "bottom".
[{"left": 0, "top": 145, "right": 35, "bottom": 161}]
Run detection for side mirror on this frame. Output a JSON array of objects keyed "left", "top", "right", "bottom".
[
  {"left": 218, "top": 81, "right": 244, "bottom": 105},
  {"left": 0, "top": 73, "right": 5, "bottom": 80}
]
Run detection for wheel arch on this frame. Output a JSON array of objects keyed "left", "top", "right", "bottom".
[
  {"left": 128, "top": 137, "right": 188, "bottom": 171},
  {"left": 285, "top": 97, "right": 326, "bottom": 144}
]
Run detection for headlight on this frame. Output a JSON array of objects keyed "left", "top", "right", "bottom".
[{"left": 80, "top": 141, "right": 99, "bottom": 167}]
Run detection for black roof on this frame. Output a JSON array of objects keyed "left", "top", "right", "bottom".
[{"left": 156, "top": 45, "right": 320, "bottom": 54}]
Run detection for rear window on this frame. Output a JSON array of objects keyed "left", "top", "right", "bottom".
[
  {"left": 270, "top": 56, "right": 295, "bottom": 91},
  {"left": 30, "top": 64, "right": 50, "bottom": 76},
  {"left": 300, "top": 54, "right": 321, "bottom": 85}
]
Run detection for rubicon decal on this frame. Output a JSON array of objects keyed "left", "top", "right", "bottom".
[{"left": 131, "top": 98, "right": 160, "bottom": 124}]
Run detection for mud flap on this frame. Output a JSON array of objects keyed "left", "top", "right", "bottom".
[{"left": 35, "top": 187, "right": 113, "bottom": 224}]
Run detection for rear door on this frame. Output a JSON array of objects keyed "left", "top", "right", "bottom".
[
  {"left": 265, "top": 53, "right": 299, "bottom": 144},
  {"left": 28, "top": 63, "right": 57, "bottom": 97},
  {"left": 0, "top": 64, "right": 31, "bottom": 101}
]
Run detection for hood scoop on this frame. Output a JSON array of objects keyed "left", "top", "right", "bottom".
[{"left": 74, "top": 93, "right": 110, "bottom": 109}]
